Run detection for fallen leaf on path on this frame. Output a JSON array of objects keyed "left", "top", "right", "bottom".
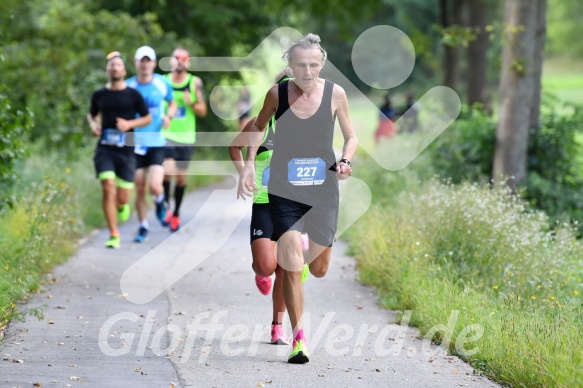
[
  {"left": 69, "top": 364, "right": 76, "bottom": 367},
  {"left": 12, "top": 359, "right": 23, "bottom": 363},
  {"left": 33, "top": 382, "right": 41, "bottom": 386},
  {"left": 453, "top": 370, "right": 458, "bottom": 374},
  {"left": 429, "top": 356, "right": 437, "bottom": 362},
  {"left": 257, "top": 383, "right": 263, "bottom": 387},
  {"left": 69, "top": 376, "right": 80, "bottom": 381},
  {"left": 48, "top": 320, "right": 55, "bottom": 324},
  {"left": 266, "top": 380, "right": 272, "bottom": 384}
]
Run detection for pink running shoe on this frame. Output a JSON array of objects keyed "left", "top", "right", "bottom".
[
  {"left": 301, "top": 233, "right": 309, "bottom": 251},
  {"left": 271, "top": 324, "right": 290, "bottom": 345},
  {"left": 162, "top": 209, "right": 173, "bottom": 227},
  {"left": 255, "top": 275, "right": 272, "bottom": 295}
]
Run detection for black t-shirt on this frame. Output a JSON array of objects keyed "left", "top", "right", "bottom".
[{"left": 89, "top": 86, "right": 149, "bottom": 149}]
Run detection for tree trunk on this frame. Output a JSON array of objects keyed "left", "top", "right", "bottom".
[
  {"left": 441, "top": 0, "right": 465, "bottom": 90},
  {"left": 493, "top": 0, "right": 546, "bottom": 189},
  {"left": 467, "top": 0, "right": 490, "bottom": 106},
  {"left": 529, "top": 0, "right": 547, "bottom": 129}
]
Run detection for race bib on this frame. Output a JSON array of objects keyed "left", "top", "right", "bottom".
[
  {"left": 262, "top": 166, "right": 270, "bottom": 187},
  {"left": 175, "top": 106, "right": 186, "bottom": 119},
  {"left": 134, "top": 145, "right": 148, "bottom": 155},
  {"left": 288, "top": 158, "right": 326, "bottom": 186},
  {"left": 101, "top": 129, "right": 125, "bottom": 147}
]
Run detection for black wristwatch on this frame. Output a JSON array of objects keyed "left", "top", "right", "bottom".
[{"left": 339, "top": 158, "right": 352, "bottom": 167}]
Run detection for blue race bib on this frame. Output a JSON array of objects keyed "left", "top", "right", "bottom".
[
  {"left": 262, "top": 166, "right": 270, "bottom": 187},
  {"left": 101, "top": 129, "right": 125, "bottom": 147},
  {"left": 134, "top": 145, "right": 148, "bottom": 155},
  {"left": 175, "top": 106, "right": 186, "bottom": 119},
  {"left": 287, "top": 158, "right": 326, "bottom": 186}
]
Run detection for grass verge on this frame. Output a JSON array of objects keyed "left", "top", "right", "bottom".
[{"left": 346, "top": 156, "right": 583, "bottom": 387}]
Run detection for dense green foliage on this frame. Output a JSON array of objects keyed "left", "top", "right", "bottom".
[
  {"left": 428, "top": 102, "right": 583, "bottom": 232},
  {"left": 547, "top": 0, "right": 583, "bottom": 57},
  {"left": 0, "top": 93, "right": 32, "bottom": 209}
]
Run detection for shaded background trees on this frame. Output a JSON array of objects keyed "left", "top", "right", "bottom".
[{"left": 1, "top": 0, "right": 583, "bottom": 221}]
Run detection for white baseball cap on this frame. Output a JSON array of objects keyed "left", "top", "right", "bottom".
[{"left": 134, "top": 46, "right": 156, "bottom": 60}]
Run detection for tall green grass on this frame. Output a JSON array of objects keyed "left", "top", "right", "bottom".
[
  {"left": 0, "top": 146, "right": 101, "bottom": 327},
  {"left": 346, "top": 157, "right": 583, "bottom": 387}
]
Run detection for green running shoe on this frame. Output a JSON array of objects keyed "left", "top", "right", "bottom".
[
  {"left": 117, "top": 204, "right": 131, "bottom": 223},
  {"left": 301, "top": 263, "right": 309, "bottom": 284},
  {"left": 105, "top": 235, "right": 121, "bottom": 249},
  {"left": 288, "top": 339, "right": 309, "bottom": 364}
]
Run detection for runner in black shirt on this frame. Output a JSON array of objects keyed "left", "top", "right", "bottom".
[{"left": 87, "top": 52, "right": 151, "bottom": 248}]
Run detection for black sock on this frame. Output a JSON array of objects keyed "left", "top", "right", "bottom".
[
  {"left": 163, "top": 180, "right": 171, "bottom": 206},
  {"left": 174, "top": 185, "right": 185, "bottom": 217},
  {"left": 272, "top": 321, "right": 282, "bottom": 325}
]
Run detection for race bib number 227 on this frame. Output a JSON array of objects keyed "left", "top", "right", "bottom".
[{"left": 287, "top": 158, "right": 326, "bottom": 186}]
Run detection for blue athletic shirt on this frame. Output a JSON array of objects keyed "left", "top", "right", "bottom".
[{"left": 126, "top": 74, "right": 174, "bottom": 147}]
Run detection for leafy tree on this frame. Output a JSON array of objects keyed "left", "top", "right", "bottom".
[
  {"left": 547, "top": 0, "right": 583, "bottom": 57},
  {"left": 0, "top": 0, "right": 182, "bottom": 150},
  {"left": 0, "top": 1, "right": 33, "bottom": 208}
]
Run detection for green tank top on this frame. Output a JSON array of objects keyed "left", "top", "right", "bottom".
[
  {"left": 254, "top": 117, "right": 275, "bottom": 204},
  {"left": 164, "top": 73, "right": 197, "bottom": 144}
]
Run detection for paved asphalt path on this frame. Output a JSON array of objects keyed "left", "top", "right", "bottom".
[{"left": 0, "top": 180, "right": 500, "bottom": 387}]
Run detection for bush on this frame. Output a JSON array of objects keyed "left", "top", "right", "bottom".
[
  {"left": 525, "top": 104, "right": 583, "bottom": 229},
  {"left": 427, "top": 102, "right": 583, "bottom": 231},
  {"left": 0, "top": 92, "right": 33, "bottom": 209},
  {"left": 428, "top": 104, "right": 496, "bottom": 183}
]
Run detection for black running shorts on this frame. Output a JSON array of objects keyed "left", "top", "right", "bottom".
[
  {"left": 269, "top": 194, "right": 338, "bottom": 247},
  {"left": 250, "top": 203, "right": 274, "bottom": 243}
]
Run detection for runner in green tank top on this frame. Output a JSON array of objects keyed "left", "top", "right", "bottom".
[
  {"left": 229, "top": 70, "right": 309, "bottom": 345},
  {"left": 162, "top": 47, "right": 207, "bottom": 232}
]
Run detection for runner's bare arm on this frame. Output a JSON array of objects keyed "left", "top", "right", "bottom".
[
  {"left": 333, "top": 85, "right": 358, "bottom": 178},
  {"left": 236, "top": 86, "right": 278, "bottom": 200},
  {"left": 116, "top": 113, "right": 152, "bottom": 132},
  {"left": 245, "top": 85, "right": 278, "bottom": 163},
  {"left": 229, "top": 116, "right": 258, "bottom": 175},
  {"left": 87, "top": 113, "right": 102, "bottom": 137},
  {"left": 164, "top": 100, "right": 178, "bottom": 129},
  {"left": 193, "top": 77, "right": 207, "bottom": 117}
]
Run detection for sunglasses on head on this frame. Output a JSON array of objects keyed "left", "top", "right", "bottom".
[
  {"left": 174, "top": 54, "right": 189, "bottom": 62},
  {"left": 106, "top": 51, "right": 126, "bottom": 62}
]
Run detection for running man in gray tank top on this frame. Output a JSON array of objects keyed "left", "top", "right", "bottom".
[{"left": 237, "top": 33, "right": 358, "bottom": 364}]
